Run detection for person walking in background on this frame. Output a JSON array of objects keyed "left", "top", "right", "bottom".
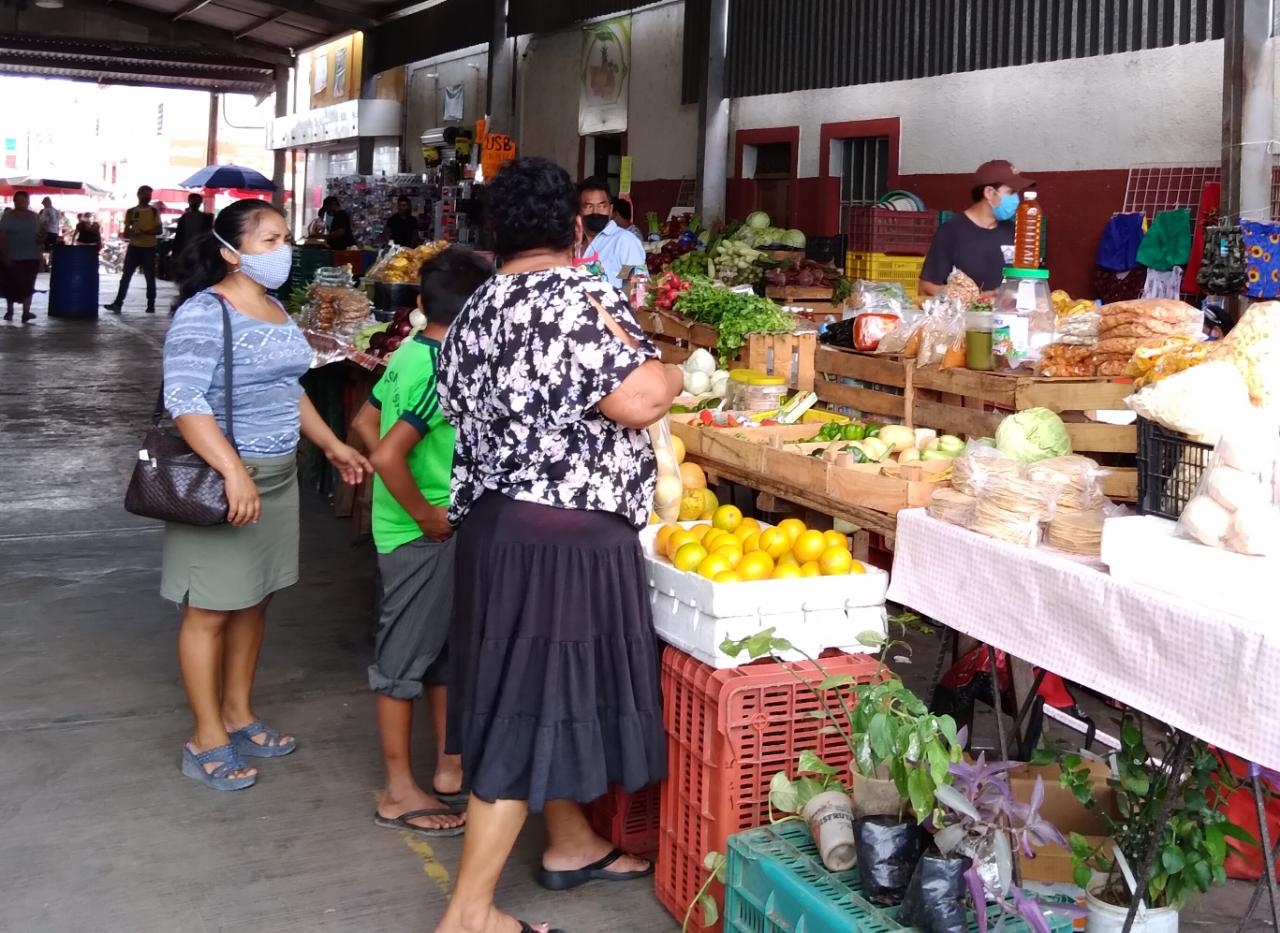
[
  {"left": 612, "top": 197, "right": 643, "bottom": 240},
  {"left": 433, "top": 157, "right": 682, "bottom": 933},
  {"left": 350, "top": 247, "right": 495, "bottom": 840},
  {"left": 0, "top": 191, "right": 43, "bottom": 322},
  {"left": 105, "top": 185, "right": 162, "bottom": 314},
  {"left": 318, "top": 196, "right": 355, "bottom": 250},
  {"left": 173, "top": 193, "right": 212, "bottom": 261},
  {"left": 74, "top": 213, "right": 102, "bottom": 248},
  {"left": 38, "top": 196, "right": 61, "bottom": 270},
  {"left": 164, "top": 198, "right": 371, "bottom": 791}
]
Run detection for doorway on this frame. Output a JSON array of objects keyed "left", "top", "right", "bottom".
[{"left": 584, "top": 133, "right": 625, "bottom": 194}]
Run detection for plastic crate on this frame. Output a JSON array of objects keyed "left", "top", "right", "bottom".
[
  {"left": 725, "top": 822, "right": 1077, "bottom": 933},
  {"left": 845, "top": 251, "right": 925, "bottom": 298},
  {"left": 655, "top": 647, "right": 881, "bottom": 930},
  {"left": 1136, "top": 417, "right": 1213, "bottom": 521},
  {"left": 584, "top": 784, "right": 660, "bottom": 859},
  {"left": 844, "top": 206, "right": 939, "bottom": 255}
]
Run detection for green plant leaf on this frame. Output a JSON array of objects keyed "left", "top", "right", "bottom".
[
  {"left": 906, "top": 768, "right": 930, "bottom": 820},
  {"left": 1122, "top": 720, "right": 1142, "bottom": 749},
  {"left": 1203, "top": 825, "right": 1227, "bottom": 864},
  {"left": 1029, "top": 745, "right": 1057, "bottom": 766},
  {"left": 819, "top": 674, "right": 856, "bottom": 691},
  {"left": 698, "top": 893, "right": 719, "bottom": 926},
  {"left": 1193, "top": 859, "right": 1213, "bottom": 891},
  {"left": 868, "top": 712, "right": 893, "bottom": 761},
  {"left": 1160, "top": 846, "right": 1186, "bottom": 874},
  {"left": 856, "top": 630, "right": 886, "bottom": 648},
  {"left": 1074, "top": 865, "right": 1093, "bottom": 889},
  {"left": 1121, "top": 771, "right": 1151, "bottom": 796},
  {"left": 798, "top": 750, "right": 839, "bottom": 777},
  {"left": 769, "top": 772, "right": 800, "bottom": 814},
  {"left": 855, "top": 734, "right": 874, "bottom": 775}
]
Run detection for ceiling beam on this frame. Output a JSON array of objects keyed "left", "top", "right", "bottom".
[
  {"left": 0, "top": 65, "right": 270, "bottom": 96},
  {"left": 235, "top": 10, "right": 291, "bottom": 41},
  {"left": 0, "top": 34, "right": 271, "bottom": 71},
  {"left": 172, "top": 0, "right": 216, "bottom": 21},
  {"left": 0, "top": 52, "right": 269, "bottom": 82},
  {"left": 253, "top": 0, "right": 378, "bottom": 32},
  {"left": 64, "top": 0, "right": 293, "bottom": 64}
]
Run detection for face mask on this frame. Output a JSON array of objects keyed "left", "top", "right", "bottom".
[
  {"left": 993, "top": 193, "right": 1020, "bottom": 222},
  {"left": 583, "top": 214, "right": 610, "bottom": 234},
  {"left": 216, "top": 233, "right": 293, "bottom": 290}
]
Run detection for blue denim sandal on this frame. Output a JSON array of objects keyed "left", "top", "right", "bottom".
[
  {"left": 181, "top": 742, "right": 257, "bottom": 791},
  {"left": 229, "top": 720, "right": 297, "bottom": 759}
]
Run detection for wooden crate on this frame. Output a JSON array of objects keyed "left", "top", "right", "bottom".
[
  {"left": 730, "top": 332, "right": 817, "bottom": 393},
  {"left": 813, "top": 346, "right": 911, "bottom": 422},
  {"left": 632, "top": 308, "right": 716, "bottom": 365},
  {"left": 761, "top": 440, "right": 951, "bottom": 515},
  {"left": 670, "top": 415, "right": 818, "bottom": 474},
  {"left": 765, "top": 286, "right": 847, "bottom": 325}
]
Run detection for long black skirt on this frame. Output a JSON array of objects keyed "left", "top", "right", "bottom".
[{"left": 445, "top": 493, "right": 666, "bottom": 813}]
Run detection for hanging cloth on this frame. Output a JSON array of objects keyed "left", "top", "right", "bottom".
[
  {"left": 1141, "top": 267, "right": 1185, "bottom": 300},
  {"left": 1239, "top": 220, "right": 1280, "bottom": 299},
  {"left": 1197, "top": 225, "right": 1248, "bottom": 296},
  {"left": 1096, "top": 213, "right": 1146, "bottom": 271},
  {"left": 1092, "top": 266, "right": 1148, "bottom": 304},
  {"left": 1182, "top": 181, "right": 1221, "bottom": 293},
  {"left": 1136, "top": 209, "right": 1193, "bottom": 271}
]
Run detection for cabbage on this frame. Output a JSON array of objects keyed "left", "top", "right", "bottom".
[
  {"left": 994, "top": 408, "right": 1072, "bottom": 463},
  {"left": 745, "top": 211, "right": 771, "bottom": 231},
  {"left": 781, "top": 229, "right": 807, "bottom": 249},
  {"left": 684, "top": 347, "right": 717, "bottom": 375}
]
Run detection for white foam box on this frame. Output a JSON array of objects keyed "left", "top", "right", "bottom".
[
  {"left": 1101, "top": 514, "right": 1276, "bottom": 624},
  {"left": 640, "top": 522, "right": 890, "bottom": 668}
]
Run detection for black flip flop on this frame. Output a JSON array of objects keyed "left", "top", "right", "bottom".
[
  {"left": 536, "top": 848, "right": 654, "bottom": 892},
  {"left": 372, "top": 807, "right": 465, "bottom": 837},
  {"left": 520, "top": 923, "right": 567, "bottom": 933},
  {"left": 432, "top": 785, "right": 469, "bottom": 807}
]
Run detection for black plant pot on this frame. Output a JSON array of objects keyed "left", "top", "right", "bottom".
[
  {"left": 853, "top": 814, "right": 926, "bottom": 907},
  {"left": 897, "top": 848, "right": 974, "bottom": 933}
]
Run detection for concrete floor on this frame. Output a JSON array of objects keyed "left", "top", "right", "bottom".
[{"left": 0, "top": 277, "right": 1267, "bottom": 932}]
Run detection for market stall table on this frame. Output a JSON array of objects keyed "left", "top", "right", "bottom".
[{"left": 887, "top": 507, "right": 1280, "bottom": 931}]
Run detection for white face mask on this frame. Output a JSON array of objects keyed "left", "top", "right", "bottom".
[{"left": 215, "top": 232, "right": 293, "bottom": 290}]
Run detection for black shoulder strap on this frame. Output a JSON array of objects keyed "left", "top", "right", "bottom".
[{"left": 153, "top": 295, "right": 236, "bottom": 447}]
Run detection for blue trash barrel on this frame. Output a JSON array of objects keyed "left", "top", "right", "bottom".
[{"left": 48, "top": 244, "right": 100, "bottom": 318}]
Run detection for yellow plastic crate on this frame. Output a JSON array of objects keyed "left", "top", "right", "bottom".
[{"left": 845, "top": 251, "right": 925, "bottom": 297}]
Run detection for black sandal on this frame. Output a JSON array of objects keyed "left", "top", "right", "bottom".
[
  {"left": 372, "top": 807, "right": 465, "bottom": 837},
  {"left": 432, "top": 784, "right": 468, "bottom": 807},
  {"left": 536, "top": 848, "right": 654, "bottom": 891}
]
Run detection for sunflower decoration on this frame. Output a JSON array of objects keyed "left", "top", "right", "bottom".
[
  {"left": 1248, "top": 267, "right": 1262, "bottom": 283},
  {"left": 1249, "top": 244, "right": 1265, "bottom": 259}
]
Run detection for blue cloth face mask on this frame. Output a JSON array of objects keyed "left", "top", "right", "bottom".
[
  {"left": 993, "top": 193, "right": 1020, "bottom": 222},
  {"left": 215, "top": 233, "right": 293, "bottom": 290}
]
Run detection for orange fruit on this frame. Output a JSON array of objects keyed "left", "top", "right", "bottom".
[
  {"left": 740, "top": 532, "right": 761, "bottom": 554},
  {"left": 738, "top": 517, "right": 762, "bottom": 534},
  {"left": 776, "top": 551, "right": 799, "bottom": 569},
  {"left": 818, "top": 546, "right": 855, "bottom": 576},
  {"left": 713, "top": 544, "right": 743, "bottom": 568},
  {"left": 674, "top": 542, "right": 709, "bottom": 573},
  {"left": 702, "top": 529, "right": 729, "bottom": 551},
  {"left": 792, "top": 529, "right": 828, "bottom": 564},
  {"left": 759, "top": 528, "right": 791, "bottom": 560},
  {"left": 680, "top": 462, "right": 708, "bottom": 489},
  {"left": 848, "top": 560, "right": 867, "bottom": 575},
  {"left": 712, "top": 505, "right": 744, "bottom": 533},
  {"left": 772, "top": 563, "right": 803, "bottom": 580},
  {"left": 696, "top": 553, "right": 732, "bottom": 580},
  {"left": 655, "top": 524, "right": 678, "bottom": 557},
  {"left": 799, "top": 561, "right": 822, "bottom": 577},
  {"left": 777, "top": 518, "right": 808, "bottom": 543},
  {"left": 665, "top": 530, "right": 697, "bottom": 562},
  {"left": 823, "top": 530, "right": 849, "bottom": 551},
  {"left": 737, "top": 551, "right": 775, "bottom": 581},
  {"left": 689, "top": 523, "right": 713, "bottom": 542},
  {"left": 732, "top": 523, "right": 756, "bottom": 541},
  {"left": 714, "top": 571, "right": 741, "bottom": 583}
]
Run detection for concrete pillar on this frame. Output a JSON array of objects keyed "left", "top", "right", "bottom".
[
  {"left": 273, "top": 65, "right": 288, "bottom": 212},
  {"left": 696, "top": 0, "right": 729, "bottom": 226},
  {"left": 205, "top": 93, "right": 219, "bottom": 166},
  {"left": 357, "top": 32, "right": 377, "bottom": 174},
  {"left": 487, "top": 0, "right": 516, "bottom": 135},
  {"left": 1221, "top": 0, "right": 1273, "bottom": 222}
]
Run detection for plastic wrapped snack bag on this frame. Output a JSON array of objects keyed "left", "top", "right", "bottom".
[
  {"left": 1177, "top": 407, "right": 1280, "bottom": 556},
  {"left": 649, "top": 417, "right": 684, "bottom": 524}
]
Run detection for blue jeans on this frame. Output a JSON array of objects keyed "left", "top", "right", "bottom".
[{"left": 113, "top": 245, "right": 156, "bottom": 309}]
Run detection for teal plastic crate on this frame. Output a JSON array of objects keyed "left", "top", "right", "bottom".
[{"left": 724, "top": 822, "right": 1077, "bottom": 933}]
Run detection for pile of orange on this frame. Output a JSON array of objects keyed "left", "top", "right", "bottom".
[{"left": 653, "top": 508, "right": 865, "bottom": 582}]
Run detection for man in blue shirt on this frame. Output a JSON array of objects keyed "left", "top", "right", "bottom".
[{"left": 578, "top": 176, "right": 646, "bottom": 289}]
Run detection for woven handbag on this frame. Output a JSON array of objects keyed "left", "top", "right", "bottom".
[{"left": 124, "top": 297, "right": 236, "bottom": 526}]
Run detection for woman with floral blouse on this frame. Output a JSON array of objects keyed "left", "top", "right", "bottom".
[{"left": 434, "top": 157, "right": 683, "bottom": 933}]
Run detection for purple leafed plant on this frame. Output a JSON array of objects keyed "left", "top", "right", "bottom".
[{"left": 933, "top": 754, "right": 1081, "bottom": 933}]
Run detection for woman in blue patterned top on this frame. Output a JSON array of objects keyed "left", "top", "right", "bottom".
[{"left": 163, "top": 199, "right": 371, "bottom": 791}]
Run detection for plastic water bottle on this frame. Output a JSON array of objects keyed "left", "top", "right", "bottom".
[{"left": 1013, "top": 191, "right": 1043, "bottom": 269}]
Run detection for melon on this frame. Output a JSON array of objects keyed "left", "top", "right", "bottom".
[{"left": 679, "top": 462, "right": 707, "bottom": 489}]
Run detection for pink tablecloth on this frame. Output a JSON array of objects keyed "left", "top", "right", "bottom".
[{"left": 887, "top": 509, "right": 1280, "bottom": 772}]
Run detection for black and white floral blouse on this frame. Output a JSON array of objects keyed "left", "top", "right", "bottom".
[{"left": 438, "top": 266, "right": 659, "bottom": 528}]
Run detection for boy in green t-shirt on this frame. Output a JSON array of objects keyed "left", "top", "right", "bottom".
[{"left": 351, "top": 248, "right": 494, "bottom": 836}]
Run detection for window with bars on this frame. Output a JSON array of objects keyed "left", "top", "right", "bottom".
[{"left": 840, "top": 137, "right": 891, "bottom": 204}]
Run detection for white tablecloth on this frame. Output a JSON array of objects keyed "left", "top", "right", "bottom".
[{"left": 887, "top": 509, "right": 1280, "bottom": 772}]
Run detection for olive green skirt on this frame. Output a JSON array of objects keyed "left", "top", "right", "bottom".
[{"left": 160, "top": 452, "right": 300, "bottom": 611}]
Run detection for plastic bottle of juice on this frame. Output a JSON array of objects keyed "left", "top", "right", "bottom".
[{"left": 1013, "top": 190, "right": 1043, "bottom": 269}]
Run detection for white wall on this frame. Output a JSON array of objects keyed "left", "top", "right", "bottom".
[
  {"left": 731, "top": 41, "right": 1229, "bottom": 178},
  {"left": 516, "top": 1, "right": 700, "bottom": 183},
  {"left": 403, "top": 45, "right": 489, "bottom": 173}
]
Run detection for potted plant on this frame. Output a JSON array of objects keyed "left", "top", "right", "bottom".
[
  {"left": 926, "top": 753, "right": 1073, "bottom": 933},
  {"left": 1058, "top": 717, "right": 1254, "bottom": 931}
]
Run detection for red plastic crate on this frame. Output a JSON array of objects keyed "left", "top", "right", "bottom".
[
  {"left": 654, "top": 647, "right": 882, "bottom": 931},
  {"left": 585, "top": 784, "right": 661, "bottom": 859},
  {"left": 844, "top": 206, "right": 939, "bottom": 255}
]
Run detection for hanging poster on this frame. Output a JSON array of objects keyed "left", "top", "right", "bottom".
[
  {"left": 333, "top": 46, "right": 349, "bottom": 100},
  {"left": 312, "top": 53, "right": 328, "bottom": 95},
  {"left": 579, "top": 17, "right": 630, "bottom": 136},
  {"left": 442, "top": 84, "right": 465, "bottom": 124}
]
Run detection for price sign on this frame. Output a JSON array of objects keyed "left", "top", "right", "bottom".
[{"left": 481, "top": 133, "right": 517, "bottom": 180}]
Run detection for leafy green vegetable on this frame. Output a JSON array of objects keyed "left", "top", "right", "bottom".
[{"left": 673, "top": 280, "right": 794, "bottom": 360}]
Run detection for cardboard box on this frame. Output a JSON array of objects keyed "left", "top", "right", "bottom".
[{"left": 1010, "top": 761, "right": 1114, "bottom": 885}]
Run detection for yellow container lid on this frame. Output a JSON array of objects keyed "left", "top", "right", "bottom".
[
  {"left": 748, "top": 375, "right": 786, "bottom": 386},
  {"left": 729, "top": 369, "right": 761, "bottom": 383}
]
